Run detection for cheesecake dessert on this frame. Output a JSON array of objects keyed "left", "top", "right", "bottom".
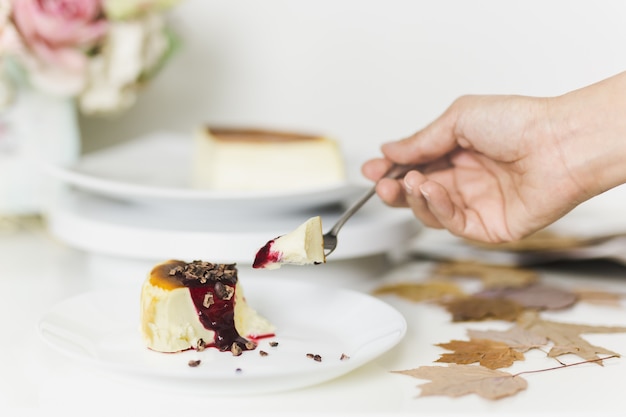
[
  {"left": 253, "top": 216, "right": 326, "bottom": 269},
  {"left": 140, "top": 260, "right": 275, "bottom": 355},
  {"left": 191, "top": 127, "right": 346, "bottom": 191}
]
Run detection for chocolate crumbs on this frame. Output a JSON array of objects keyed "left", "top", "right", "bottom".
[
  {"left": 196, "top": 338, "right": 206, "bottom": 352},
  {"left": 231, "top": 343, "right": 243, "bottom": 356},
  {"left": 169, "top": 260, "right": 238, "bottom": 286},
  {"left": 214, "top": 281, "right": 234, "bottom": 300},
  {"left": 202, "top": 292, "right": 214, "bottom": 308},
  {"left": 188, "top": 359, "right": 202, "bottom": 367}
]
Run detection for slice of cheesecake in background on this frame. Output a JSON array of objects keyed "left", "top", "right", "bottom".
[{"left": 191, "top": 127, "right": 346, "bottom": 191}]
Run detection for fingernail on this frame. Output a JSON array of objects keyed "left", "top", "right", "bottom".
[
  {"left": 419, "top": 185, "right": 430, "bottom": 201},
  {"left": 403, "top": 177, "right": 413, "bottom": 193}
]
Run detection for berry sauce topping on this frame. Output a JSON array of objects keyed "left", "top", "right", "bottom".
[
  {"left": 168, "top": 261, "right": 256, "bottom": 354},
  {"left": 252, "top": 239, "right": 281, "bottom": 269}
]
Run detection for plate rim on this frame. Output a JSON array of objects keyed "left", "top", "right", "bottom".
[
  {"left": 45, "top": 162, "right": 359, "bottom": 202},
  {"left": 42, "top": 131, "right": 367, "bottom": 205}
]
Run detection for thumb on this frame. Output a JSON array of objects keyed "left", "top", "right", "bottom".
[{"left": 382, "top": 105, "right": 460, "bottom": 165}]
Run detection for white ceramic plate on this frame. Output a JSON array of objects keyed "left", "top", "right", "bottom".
[
  {"left": 38, "top": 277, "right": 407, "bottom": 395},
  {"left": 43, "top": 131, "right": 365, "bottom": 212}
]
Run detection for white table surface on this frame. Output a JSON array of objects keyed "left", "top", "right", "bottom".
[{"left": 2, "top": 216, "right": 626, "bottom": 417}]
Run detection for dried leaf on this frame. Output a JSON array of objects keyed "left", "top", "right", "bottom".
[
  {"left": 393, "top": 364, "right": 528, "bottom": 400},
  {"left": 574, "top": 289, "right": 624, "bottom": 307},
  {"left": 373, "top": 281, "right": 464, "bottom": 302},
  {"left": 435, "top": 339, "right": 525, "bottom": 369},
  {"left": 444, "top": 296, "right": 524, "bottom": 322},
  {"left": 477, "top": 283, "right": 578, "bottom": 311},
  {"left": 467, "top": 326, "right": 548, "bottom": 353},
  {"left": 467, "top": 230, "right": 593, "bottom": 251},
  {"left": 434, "top": 260, "right": 538, "bottom": 289},
  {"left": 517, "top": 311, "right": 626, "bottom": 363}
]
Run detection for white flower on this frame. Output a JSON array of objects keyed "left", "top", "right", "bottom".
[{"left": 79, "top": 12, "right": 171, "bottom": 114}]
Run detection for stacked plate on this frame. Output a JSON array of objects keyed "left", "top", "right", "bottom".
[{"left": 42, "top": 131, "right": 422, "bottom": 265}]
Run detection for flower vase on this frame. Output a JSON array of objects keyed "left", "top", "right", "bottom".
[{"left": 0, "top": 85, "right": 80, "bottom": 216}]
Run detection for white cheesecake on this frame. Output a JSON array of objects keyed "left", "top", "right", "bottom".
[
  {"left": 191, "top": 127, "right": 346, "bottom": 191},
  {"left": 253, "top": 216, "right": 326, "bottom": 269},
  {"left": 140, "top": 260, "right": 275, "bottom": 355}
]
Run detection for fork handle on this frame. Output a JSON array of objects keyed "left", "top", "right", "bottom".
[{"left": 327, "top": 163, "right": 419, "bottom": 235}]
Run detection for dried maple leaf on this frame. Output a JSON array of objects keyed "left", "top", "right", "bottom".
[
  {"left": 433, "top": 260, "right": 538, "bottom": 289},
  {"left": 393, "top": 364, "right": 528, "bottom": 400},
  {"left": 372, "top": 281, "right": 464, "bottom": 303},
  {"left": 467, "top": 229, "right": 592, "bottom": 251},
  {"left": 467, "top": 326, "right": 548, "bottom": 352},
  {"left": 435, "top": 339, "right": 525, "bottom": 369},
  {"left": 517, "top": 311, "right": 626, "bottom": 363},
  {"left": 477, "top": 283, "right": 578, "bottom": 311},
  {"left": 574, "top": 289, "right": 624, "bottom": 307},
  {"left": 443, "top": 296, "right": 524, "bottom": 322}
]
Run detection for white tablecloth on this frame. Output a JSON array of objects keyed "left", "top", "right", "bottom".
[{"left": 2, "top": 216, "right": 626, "bottom": 417}]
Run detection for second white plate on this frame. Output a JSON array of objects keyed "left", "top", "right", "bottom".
[
  {"left": 43, "top": 131, "right": 365, "bottom": 212},
  {"left": 38, "top": 277, "right": 407, "bottom": 395}
]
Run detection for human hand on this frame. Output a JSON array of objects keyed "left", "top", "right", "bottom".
[{"left": 362, "top": 94, "right": 591, "bottom": 243}]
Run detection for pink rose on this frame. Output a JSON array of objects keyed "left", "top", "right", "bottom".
[{"left": 12, "top": 0, "right": 108, "bottom": 75}]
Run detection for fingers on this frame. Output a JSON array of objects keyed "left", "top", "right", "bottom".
[
  {"left": 362, "top": 98, "right": 468, "bottom": 182},
  {"left": 403, "top": 171, "right": 445, "bottom": 229},
  {"left": 415, "top": 179, "right": 458, "bottom": 229},
  {"left": 405, "top": 171, "right": 488, "bottom": 241},
  {"left": 361, "top": 158, "right": 394, "bottom": 181},
  {"left": 416, "top": 179, "right": 491, "bottom": 242},
  {"left": 375, "top": 178, "right": 407, "bottom": 207},
  {"left": 375, "top": 166, "right": 491, "bottom": 241},
  {"left": 381, "top": 105, "right": 460, "bottom": 165},
  {"left": 375, "top": 170, "right": 445, "bottom": 229}
]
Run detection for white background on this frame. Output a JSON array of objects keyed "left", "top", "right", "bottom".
[{"left": 79, "top": 0, "right": 626, "bottom": 166}]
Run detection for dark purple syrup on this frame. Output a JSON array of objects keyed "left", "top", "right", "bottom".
[
  {"left": 187, "top": 286, "right": 252, "bottom": 351},
  {"left": 163, "top": 260, "right": 273, "bottom": 353},
  {"left": 253, "top": 239, "right": 280, "bottom": 269}
]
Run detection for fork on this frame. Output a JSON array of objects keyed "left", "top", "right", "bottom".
[{"left": 323, "top": 163, "right": 421, "bottom": 256}]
